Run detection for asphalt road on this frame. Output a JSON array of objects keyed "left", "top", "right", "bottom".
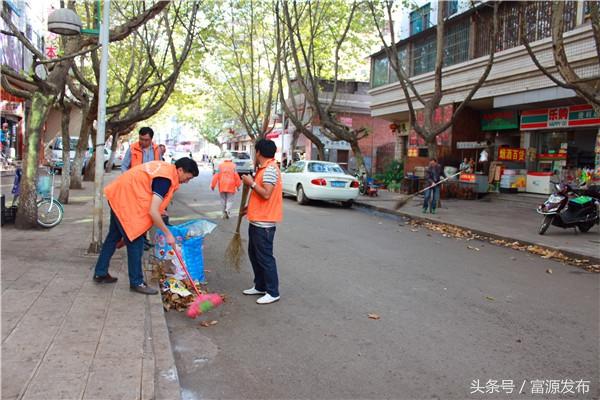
[{"left": 165, "top": 167, "right": 598, "bottom": 400}]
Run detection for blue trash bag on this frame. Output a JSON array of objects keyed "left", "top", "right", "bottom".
[{"left": 153, "top": 219, "right": 216, "bottom": 283}]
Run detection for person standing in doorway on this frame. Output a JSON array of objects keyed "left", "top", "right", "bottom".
[
  {"left": 211, "top": 152, "right": 241, "bottom": 219},
  {"left": 423, "top": 158, "right": 444, "bottom": 214},
  {"left": 0, "top": 122, "right": 9, "bottom": 158},
  {"left": 240, "top": 139, "right": 283, "bottom": 305},
  {"left": 121, "top": 127, "right": 160, "bottom": 172}
]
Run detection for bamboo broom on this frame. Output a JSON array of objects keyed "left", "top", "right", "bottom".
[
  {"left": 394, "top": 169, "right": 464, "bottom": 210},
  {"left": 225, "top": 184, "right": 250, "bottom": 271}
]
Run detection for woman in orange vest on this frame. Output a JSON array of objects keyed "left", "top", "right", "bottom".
[
  {"left": 211, "top": 152, "right": 242, "bottom": 219},
  {"left": 93, "top": 158, "right": 199, "bottom": 294},
  {"left": 240, "top": 139, "right": 283, "bottom": 305}
]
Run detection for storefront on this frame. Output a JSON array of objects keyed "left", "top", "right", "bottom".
[
  {"left": 0, "top": 88, "right": 26, "bottom": 160},
  {"left": 521, "top": 104, "right": 599, "bottom": 184}
]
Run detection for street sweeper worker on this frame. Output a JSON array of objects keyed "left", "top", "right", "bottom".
[
  {"left": 211, "top": 152, "right": 242, "bottom": 219},
  {"left": 93, "top": 158, "right": 199, "bottom": 294},
  {"left": 121, "top": 126, "right": 161, "bottom": 172},
  {"left": 240, "top": 139, "right": 282, "bottom": 305},
  {"left": 423, "top": 158, "right": 444, "bottom": 214}
]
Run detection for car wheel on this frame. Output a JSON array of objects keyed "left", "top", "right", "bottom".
[
  {"left": 341, "top": 200, "right": 354, "bottom": 208},
  {"left": 296, "top": 185, "right": 309, "bottom": 205}
]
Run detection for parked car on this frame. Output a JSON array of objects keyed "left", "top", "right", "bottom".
[
  {"left": 169, "top": 151, "right": 192, "bottom": 164},
  {"left": 103, "top": 148, "right": 123, "bottom": 169},
  {"left": 281, "top": 161, "right": 359, "bottom": 207},
  {"left": 212, "top": 151, "right": 254, "bottom": 175},
  {"left": 45, "top": 136, "right": 92, "bottom": 174}
]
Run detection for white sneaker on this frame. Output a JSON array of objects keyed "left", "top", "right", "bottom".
[
  {"left": 256, "top": 293, "right": 280, "bottom": 304},
  {"left": 242, "top": 287, "right": 266, "bottom": 295}
]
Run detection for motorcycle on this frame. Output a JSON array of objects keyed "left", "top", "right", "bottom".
[
  {"left": 536, "top": 182, "right": 600, "bottom": 235},
  {"left": 354, "top": 171, "right": 378, "bottom": 196}
]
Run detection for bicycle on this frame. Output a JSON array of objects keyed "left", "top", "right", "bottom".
[{"left": 10, "top": 166, "right": 64, "bottom": 228}]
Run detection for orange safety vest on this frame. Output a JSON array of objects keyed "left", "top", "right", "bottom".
[
  {"left": 247, "top": 158, "right": 283, "bottom": 223},
  {"left": 105, "top": 161, "right": 180, "bottom": 241},
  {"left": 130, "top": 142, "right": 160, "bottom": 168},
  {"left": 211, "top": 160, "right": 241, "bottom": 193}
]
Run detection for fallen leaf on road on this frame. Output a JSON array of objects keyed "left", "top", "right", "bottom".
[
  {"left": 411, "top": 229, "right": 419, "bottom": 232},
  {"left": 546, "top": 269, "right": 553, "bottom": 274},
  {"left": 209, "top": 320, "right": 218, "bottom": 325},
  {"left": 368, "top": 313, "right": 380, "bottom": 320},
  {"left": 467, "top": 246, "right": 480, "bottom": 251},
  {"left": 516, "top": 339, "right": 522, "bottom": 343},
  {"left": 199, "top": 321, "right": 210, "bottom": 327},
  {"left": 485, "top": 296, "right": 495, "bottom": 301}
]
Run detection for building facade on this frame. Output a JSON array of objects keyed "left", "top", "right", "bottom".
[{"left": 369, "top": 1, "right": 599, "bottom": 191}]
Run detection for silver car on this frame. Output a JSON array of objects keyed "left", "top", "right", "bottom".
[{"left": 213, "top": 151, "right": 254, "bottom": 175}]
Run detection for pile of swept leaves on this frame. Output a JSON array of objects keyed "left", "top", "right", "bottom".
[
  {"left": 149, "top": 257, "right": 204, "bottom": 312},
  {"left": 408, "top": 220, "right": 600, "bottom": 273}
]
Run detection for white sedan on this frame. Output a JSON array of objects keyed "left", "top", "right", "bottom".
[{"left": 281, "top": 161, "right": 359, "bottom": 207}]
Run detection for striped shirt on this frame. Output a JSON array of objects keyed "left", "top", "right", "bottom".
[{"left": 250, "top": 165, "right": 279, "bottom": 228}]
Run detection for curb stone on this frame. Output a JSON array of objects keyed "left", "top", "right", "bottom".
[{"left": 354, "top": 200, "right": 600, "bottom": 266}]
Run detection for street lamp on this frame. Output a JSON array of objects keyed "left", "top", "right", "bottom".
[
  {"left": 48, "top": 4, "right": 109, "bottom": 253},
  {"left": 47, "top": 8, "right": 82, "bottom": 36}
]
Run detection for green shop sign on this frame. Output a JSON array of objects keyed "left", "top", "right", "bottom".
[{"left": 481, "top": 110, "right": 519, "bottom": 131}]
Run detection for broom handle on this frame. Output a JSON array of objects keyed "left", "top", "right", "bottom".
[
  {"left": 173, "top": 246, "right": 202, "bottom": 297},
  {"left": 414, "top": 169, "right": 464, "bottom": 196},
  {"left": 234, "top": 184, "right": 250, "bottom": 234}
]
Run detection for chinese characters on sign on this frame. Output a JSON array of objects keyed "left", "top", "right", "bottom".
[
  {"left": 497, "top": 148, "right": 526, "bottom": 162},
  {"left": 547, "top": 107, "right": 569, "bottom": 128},
  {"left": 521, "top": 105, "right": 600, "bottom": 129},
  {"left": 470, "top": 379, "right": 590, "bottom": 395}
]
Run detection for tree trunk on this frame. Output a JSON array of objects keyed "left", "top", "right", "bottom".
[
  {"left": 105, "top": 132, "right": 119, "bottom": 172},
  {"left": 314, "top": 140, "right": 325, "bottom": 161},
  {"left": 58, "top": 104, "right": 72, "bottom": 203},
  {"left": 350, "top": 140, "right": 367, "bottom": 175},
  {"left": 15, "top": 92, "right": 53, "bottom": 229},
  {"left": 70, "top": 102, "right": 93, "bottom": 189},
  {"left": 84, "top": 127, "right": 97, "bottom": 181},
  {"left": 427, "top": 140, "right": 437, "bottom": 160}
]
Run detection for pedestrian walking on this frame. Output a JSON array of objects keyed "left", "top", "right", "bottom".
[
  {"left": 240, "top": 139, "right": 282, "bottom": 305},
  {"left": 211, "top": 152, "right": 242, "bottom": 219},
  {"left": 120, "top": 127, "right": 160, "bottom": 172},
  {"left": 93, "top": 158, "right": 199, "bottom": 294},
  {"left": 423, "top": 158, "right": 444, "bottom": 214}
]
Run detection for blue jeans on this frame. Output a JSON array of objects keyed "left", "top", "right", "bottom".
[
  {"left": 94, "top": 208, "right": 145, "bottom": 286},
  {"left": 423, "top": 186, "right": 440, "bottom": 211},
  {"left": 248, "top": 224, "right": 279, "bottom": 297}
]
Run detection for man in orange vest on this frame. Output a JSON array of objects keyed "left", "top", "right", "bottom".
[
  {"left": 121, "top": 127, "right": 161, "bottom": 172},
  {"left": 240, "top": 139, "right": 283, "bottom": 304},
  {"left": 93, "top": 158, "right": 199, "bottom": 294},
  {"left": 211, "top": 151, "right": 242, "bottom": 219}
]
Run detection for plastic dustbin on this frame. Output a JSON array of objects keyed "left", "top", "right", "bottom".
[{"left": 153, "top": 219, "right": 217, "bottom": 283}]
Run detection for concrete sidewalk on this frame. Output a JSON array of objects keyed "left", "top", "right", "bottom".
[
  {"left": 1, "top": 171, "right": 179, "bottom": 400},
  {"left": 354, "top": 188, "right": 600, "bottom": 262}
]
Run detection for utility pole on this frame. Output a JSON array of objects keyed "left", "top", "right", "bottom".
[{"left": 88, "top": 0, "right": 110, "bottom": 254}]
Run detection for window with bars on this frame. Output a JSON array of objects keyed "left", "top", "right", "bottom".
[
  {"left": 444, "top": 0, "right": 459, "bottom": 19},
  {"left": 443, "top": 20, "right": 469, "bottom": 67},
  {"left": 389, "top": 46, "right": 409, "bottom": 83},
  {"left": 411, "top": 34, "right": 437, "bottom": 76},
  {"left": 410, "top": 3, "right": 431, "bottom": 36},
  {"left": 474, "top": 1, "right": 577, "bottom": 58},
  {"left": 371, "top": 54, "right": 390, "bottom": 88}
]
